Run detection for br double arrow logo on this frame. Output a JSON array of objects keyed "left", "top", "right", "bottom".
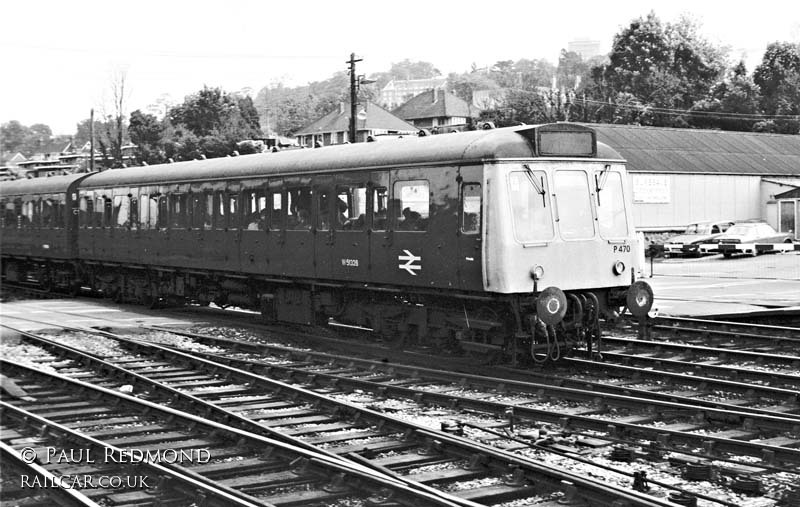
[{"left": 398, "top": 249, "right": 422, "bottom": 276}]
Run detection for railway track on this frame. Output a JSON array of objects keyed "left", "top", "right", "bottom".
[
  {"left": 2, "top": 361, "right": 462, "bottom": 507},
  {"left": 8, "top": 320, "right": 799, "bottom": 505},
  {"left": 1, "top": 324, "right": 673, "bottom": 507},
  {"left": 3, "top": 297, "right": 800, "bottom": 504}
]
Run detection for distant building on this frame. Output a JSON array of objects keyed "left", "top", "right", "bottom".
[
  {"left": 379, "top": 77, "right": 447, "bottom": 110},
  {"left": 392, "top": 89, "right": 472, "bottom": 130},
  {"left": 294, "top": 102, "right": 418, "bottom": 147},
  {"left": 567, "top": 39, "right": 601, "bottom": 59}
]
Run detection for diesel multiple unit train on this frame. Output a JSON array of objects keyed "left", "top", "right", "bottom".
[{"left": 1, "top": 123, "right": 653, "bottom": 364}]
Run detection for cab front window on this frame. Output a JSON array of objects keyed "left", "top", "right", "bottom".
[
  {"left": 508, "top": 170, "right": 553, "bottom": 243},
  {"left": 596, "top": 170, "right": 629, "bottom": 238}
]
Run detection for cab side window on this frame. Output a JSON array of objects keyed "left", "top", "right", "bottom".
[{"left": 460, "top": 183, "right": 481, "bottom": 234}]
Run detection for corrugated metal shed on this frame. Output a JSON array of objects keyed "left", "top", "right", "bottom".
[{"left": 588, "top": 124, "right": 800, "bottom": 176}]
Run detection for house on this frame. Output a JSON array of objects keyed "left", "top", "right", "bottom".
[
  {"left": 392, "top": 89, "right": 472, "bottom": 131},
  {"left": 294, "top": 102, "right": 418, "bottom": 147},
  {"left": 379, "top": 77, "right": 447, "bottom": 110}
]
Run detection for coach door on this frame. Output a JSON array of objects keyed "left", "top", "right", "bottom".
[
  {"left": 367, "top": 171, "right": 393, "bottom": 284},
  {"left": 330, "top": 174, "right": 369, "bottom": 281},
  {"left": 281, "top": 177, "right": 314, "bottom": 278},
  {"left": 312, "top": 175, "right": 334, "bottom": 280},
  {"left": 240, "top": 183, "right": 268, "bottom": 275},
  {"left": 456, "top": 165, "right": 484, "bottom": 291},
  {"left": 377, "top": 166, "right": 460, "bottom": 289},
  {"left": 265, "top": 180, "right": 284, "bottom": 275}
]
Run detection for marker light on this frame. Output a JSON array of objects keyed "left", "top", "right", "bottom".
[
  {"left": 530, "top": 265, "right": 545, "bottom": 280},
  {"left": 613, "top": 261, "right": 626, "bottom": 275}
]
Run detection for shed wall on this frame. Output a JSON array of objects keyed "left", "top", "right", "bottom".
[{"left": 629, "top": 173, "right": 762, "bottom": 230}]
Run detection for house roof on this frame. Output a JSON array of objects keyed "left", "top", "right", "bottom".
[
  {"left": 295, "top": 102, "right": 417, "bottom": 136},
  {"left": 30, "top": 139, "right": 72, "bottom": 156},
  {"left": 776, "top": 187, "right": 800, "bottom": 199},
  {"left": 587, "top": 124, "right": 800, "bottom": 176},
  {"left": 393, "top": 89, "right": 472, "bottom": 121}
]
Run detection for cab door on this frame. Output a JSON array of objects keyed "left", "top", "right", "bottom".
[{"left": 456, "top": 165, "right": 484, "bottom": 291}]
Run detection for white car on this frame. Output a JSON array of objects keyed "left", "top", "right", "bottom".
[{"left": 663, "top": 221, "right": 734, "bottom": 256}]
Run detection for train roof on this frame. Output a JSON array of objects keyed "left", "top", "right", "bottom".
[
  {"left": 0, "top": 124, "right": 624, "bottom": 195},
  {"left": 0, "top": 173, "right": 89, "bottom": 197},
  {"left": 77, "top": 124, "right": 623, "bottom": 189}
]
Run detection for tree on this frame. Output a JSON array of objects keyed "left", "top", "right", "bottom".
[
  {"left": 1, "top": 120, "right": 30, "bottom": 155},
  {"left": 448, "top": 71, "right": 499, "bottom": 104},
  {"left": 165, "top": 86, "right": 262, "bottom": 160},
  {"left": 586, "top": 12, "right": 727, "bottom": 127},
  {"left": 753, "top": 42, "right": 800, "bottom": 134},
  {"left": 690, "top": 61, "right": 763, "bottom": 131},
  {"left": 128, "top": 110, "right": 164, "bottom": 164}
]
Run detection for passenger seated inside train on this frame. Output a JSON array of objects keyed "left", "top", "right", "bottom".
[{"left": 399, "top": 207, "right": 423, "bottom": 231}]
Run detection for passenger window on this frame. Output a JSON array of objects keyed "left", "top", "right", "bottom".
[
  {"left": 372, "top": 186, "right": 388, "bottom": 231},
  {"left": 79, "top": 197, "right": 91, "bottom": 228},
  {"left": 21, "top": 200, "right": 35, "bottom": 228},
  {"left": 508, "top": 171, "right": 554, "bottom": 242},
  {"left": 244, "top": 189, "right": 267, "bottom": 231},
  {"left": 138, "top": 195, "right": 149, "bottom": 229},
  {"left": 214, "top": 191, "right": 226, "bottom": 230},
  {"left": 145, "top": 195, "right": 158, "bottom": 229},
  {"left": 157, "top": 196, "right": 168, "bottom": 229},
  {"left": 40, "top": 199, "right": 51, "bottom": 228},
  {"left": 335, "top": 185, "right": 366, "bottom": 230},
  {"left": 170, "top": 194, "right": 187, "bottom": 229},
  {"left": 227, "top": 194, "right": 239, "bottom": 230},
  {"left": 14, "top": 200, "right": 23, "bottom": 229},
  {"left": 114, "top": 195, "right": 131, "bottom": 228},
  {"left": 596, "top": 171, "right": 628, "bottom": 239},
  {"left": 286, "top": 187, "right": 311, "bottom": 230},
  {"left": 461, "top": 183, "right": 481, "bottom": 234},
  {"left": 103, "top": 197, "right": 113, "bottom": 228},
  {"left": 190, "top": 193, "right": 205, "bottom": 230},
  {"left": 394, "top": 180, "right": 429, "bottom": 231},
  {"left": 269, "top": 191, "right": 283, "bottom": 230},
  {"left": 129, "top": 196, "right": 138, "bottom": 229},
  {"left": 2, "top": 201, "right": 13, "bottom": 228},
  {"left": 554, "top": 170, "right": 595, "bottom": 240},
  {"left": 204, "top": 193, "right": 213, "bottom": 230}
]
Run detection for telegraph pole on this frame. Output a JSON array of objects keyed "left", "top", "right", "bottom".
[
  {"left": 89, "top": 108, "right": 95, "bottom": 172},
  {"left": 347, "top": 52, "right": 362, "bottom": 143}
]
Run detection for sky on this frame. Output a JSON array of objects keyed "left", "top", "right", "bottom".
[{"left": 1, "top": 0, "right": 799, "bottom": 135}]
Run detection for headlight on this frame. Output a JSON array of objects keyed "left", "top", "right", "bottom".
[
  {"left": 530, "top": 265, "right": 545, "bottom": 280},
  {"left": 613, "top": 260, "right": 625, "bottom": 275}
]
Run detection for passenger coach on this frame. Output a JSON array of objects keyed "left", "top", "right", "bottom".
[{"left": 1, "top": 123, "right": 652, "bottom": 365}]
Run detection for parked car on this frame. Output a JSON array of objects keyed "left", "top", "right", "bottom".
[
  {"left": 715, "top": 221, "right": 794, "bottom": 257},
  {"left": 663, "top": 220, "right": 735, "bottom": 256}
]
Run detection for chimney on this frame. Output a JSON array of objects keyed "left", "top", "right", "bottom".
[
  {"left": 339, "top": 102, "right": 345, "bottom": 114},
  {"left": 432, "top": 89, "right": 438, "bottom": 104}
]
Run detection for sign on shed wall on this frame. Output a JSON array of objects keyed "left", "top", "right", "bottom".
[{"left": 632, "top": 174, "right": 670, "bottom": 203}]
